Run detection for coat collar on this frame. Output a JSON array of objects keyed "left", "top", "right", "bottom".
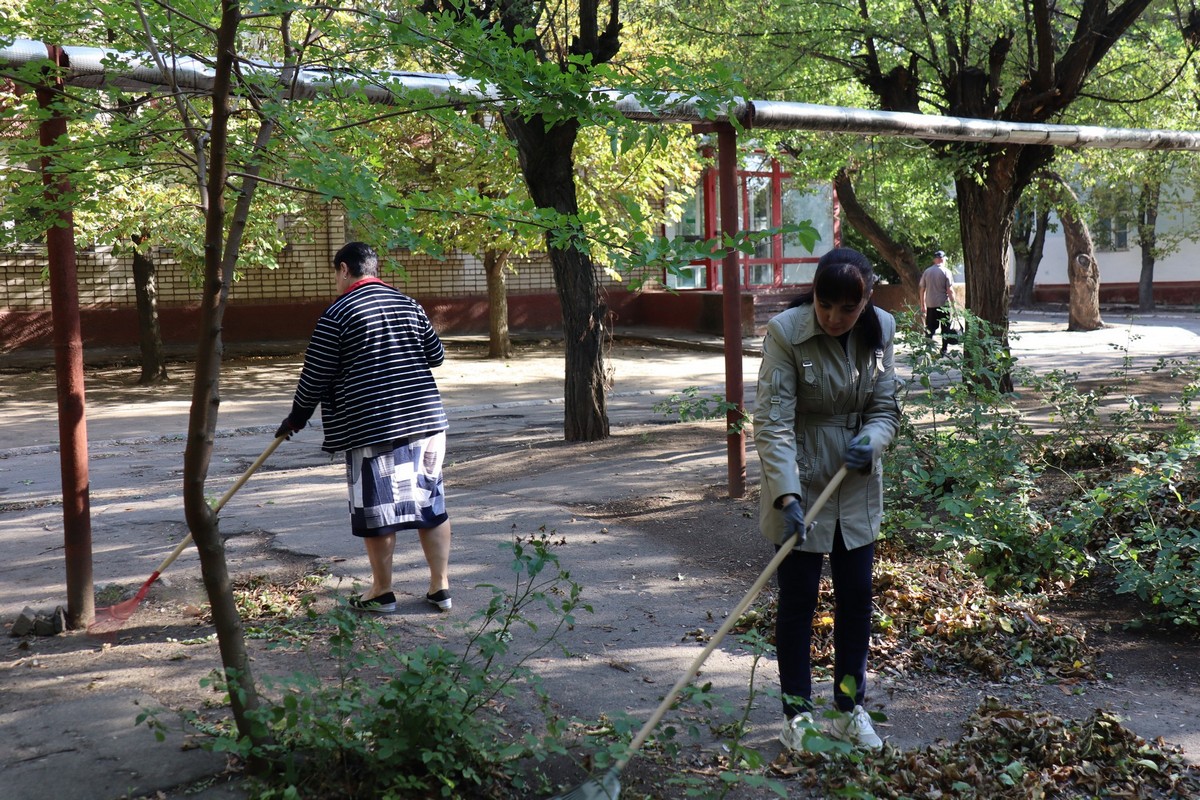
[{"left": 786, "top": 304, "right": 822, "bottom": 346}]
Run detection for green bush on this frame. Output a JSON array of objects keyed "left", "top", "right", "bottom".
[
  {"left": 887, "top": 308, "right": 1200, "bottom": 622},
  {"left": 201, "top": 534, "right": 588, "bottom": 799},
  {"left": 1060, "top": 434, "right": 1200, "bottom": 627},
  {"left": 886, "top": 309, "right": 1088, "bottom": 590},
  {"left": 653, "top": 386, "right": 750, "bottom": 434}
]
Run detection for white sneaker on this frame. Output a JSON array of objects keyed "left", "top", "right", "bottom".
[
  {"left": 829, "top": 705, "right": 883, "bottom": 750},
  {"left": 778, "top": 711, "right": 816, "bottom": 752}
]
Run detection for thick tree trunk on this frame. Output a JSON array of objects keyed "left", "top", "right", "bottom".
[
  {"left": 1049, "top": 182, "right": 1104, "bottom": 331},
  {"left": 955, "top": 177, "right": 1014, "bottom": 331},
  {"left": 833, "top": 167, "right": 921, "bottom": 307},
  {"left": 1066, "top": 251, "right": 1103, "bottom": 331},
  {"left": 1137, "top": 181, "right": 1159, "bottom": 312},
  {"left": 954, "top": 175, "right": 1016, "bottom": 391},
  {"left": 504, "top": 112, "right": 609, "bottom": 441},
  {"left": 130, "top": 236, "right": 168, "bottom": 384},
  {"left": 484, "top": 248, "right": 513, "bottom": 359},
  {"left": 1010, "top": 202, "right": 1049, "bottom": 309}
]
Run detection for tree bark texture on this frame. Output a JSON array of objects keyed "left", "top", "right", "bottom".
[
  {"left": 484, "top": 248, "right": 513, "bottom": 359},
  {"left": 1039, "top": 173, "right": 1103, "bottom": 331},
  {"left": 1060, "top": 216, "right": 1104, "bottom": 331},
  {"left": 504, "top": 112, "right": 610, "bottom": 441},
  {"left": 954, "top": 173, "right": 1015, "bottom": 345},
  {"left": 1067, "top": 251, "right": 1103, "bottom": 331},
  {"left": 1010, "top": 202, "right": 1049, "bottom": 309},
  {"left": 833, "top": 167, "right": 921, "bottom": 308},
  {"left": 130, "top": 237, "right": 168, "bottom": 384},
  {"left": 954, "top": 171, "right": 1028, "bottom": 393},
  {"left": 1137, "top": 181, "right": 1159, "bottom": 311}
]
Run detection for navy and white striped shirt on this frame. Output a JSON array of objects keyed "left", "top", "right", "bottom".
[{"left": 288, "top": 279, "right": 448, "bottom": 452}]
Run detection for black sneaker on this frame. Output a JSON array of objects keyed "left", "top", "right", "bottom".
[
  {"left": 425, "top": 589, "right": 452, "bottom": 611},
  {"left": 349, "top": 591, "right": 397, "bottom": 613}
]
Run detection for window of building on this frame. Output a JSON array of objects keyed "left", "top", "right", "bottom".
[
  {"left": 664, "top": 189, "right": 706, "bottom": 289},
  {"left": 1094, "top": 216, "right": 1130, "bottom": 252},
  {"left": 664, "top": 149, "right": 836, "bottom": 290}
]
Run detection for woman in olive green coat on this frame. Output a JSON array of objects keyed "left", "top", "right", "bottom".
[{"left": 752, "top": 248, "right": 901, "bottom": 752}]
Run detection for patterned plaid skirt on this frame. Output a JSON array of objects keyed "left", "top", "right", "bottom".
[{"left": 345, "top": 431, "right": 448, "bottom": 536}]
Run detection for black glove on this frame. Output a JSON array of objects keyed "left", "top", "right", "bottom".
[
  {"left": 781, "top": 497, "right": 806, "bottom": 546},
  {"left": 275, "top": 416, "right": 305, "bottom": 440},
  {"left": 845, "top": 434, "right": 873, "bottom": 472}
]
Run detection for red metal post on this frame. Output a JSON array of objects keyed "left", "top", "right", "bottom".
[
  {"left": 717, "top": 123, "right": 746, "bottom": 498},
  {"left": 36, "top": 45, "right": 94, "bottom": 629}
]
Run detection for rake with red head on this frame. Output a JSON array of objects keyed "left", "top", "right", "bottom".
[{"left": 88, "top": 434, "right": 286, "bottom": 635}]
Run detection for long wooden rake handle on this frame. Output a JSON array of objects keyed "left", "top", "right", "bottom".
[
  {"left": 615, "top": 465, "right": 849, "bottom": 770},
  {"left": 150, "top": 433, "right": 287, "bottom": 577}
]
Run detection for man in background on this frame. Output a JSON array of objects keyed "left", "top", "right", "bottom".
[{"left": 919, "top": 249, "right": 955, "bottom": 355}]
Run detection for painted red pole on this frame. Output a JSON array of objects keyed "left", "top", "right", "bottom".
[
  {"left": 36, "top": 44, "right": 93, "bottom": 629},
  {"left": 717, "top": 123, "right": 746, "bottom": 498}
]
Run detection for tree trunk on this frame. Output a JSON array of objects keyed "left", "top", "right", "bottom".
[
  {"left": 180, "top": 0, "right": 273, "bottom": 768},
  {"left": 1049, "top": 183, "right": 1104, "bottom": 331},
  {"left": 130, "top": 235, "right": 168, "bottom": 384},
  {"left": 484, "top": 248, "right": 513, "bottom": 359},
  {"left": 1066, "top": 251, "right": 1103, "bottom": 331},
  {"left": 833, "top": 167, "right": 921, "bottom": 307},
  {"left": 954, "top": 174, "right": 1016, "bottom": 391},
  {"left": 1010, "top": 201, "right": 1049, "bottom": 309},
  {"left": 504, "top": 112, "right": 609, "bottom": 441},
  {"left": 1137, "top": 180, "right": 1159, "bottom": 312}
]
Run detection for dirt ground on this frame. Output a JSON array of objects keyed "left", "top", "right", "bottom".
[{"left": 3, "top": 337, "right": 1199, "bottom": 800}]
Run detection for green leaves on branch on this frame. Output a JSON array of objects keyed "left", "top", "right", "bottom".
[{"left": 612, "top": 222, "right": 820, "bottom": 287}]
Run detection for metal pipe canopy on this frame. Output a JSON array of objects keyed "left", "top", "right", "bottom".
[
  {"left": 742, "top": 100, "right": 1200, "bottom": 151},
  {"left": 6, "top": 37, "right": 1200, "bottom": 151}
]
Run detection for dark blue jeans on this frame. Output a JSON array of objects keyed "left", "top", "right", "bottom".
[{"left": 775, "top": 526, "right": 874, "bottom": 717}]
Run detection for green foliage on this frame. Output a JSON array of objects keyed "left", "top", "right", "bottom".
[
  {"left": 1059, "top": 434, "right": 1200, "bottom": 627},
  {"left": 886, "top": 309, "right": 1085, "bottom": 591},
  {"left": 185, "top": 535, "right": 587, "bottom": 799},
  {"left": 653, "top": 386, "right": 750, "bottom": 434},
  {"left": 886, "top": 306, "right": 1200, "bottom": 628}
]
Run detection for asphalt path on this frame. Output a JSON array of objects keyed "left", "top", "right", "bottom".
[
  {"left": 5, "top": 310, "right": 1200, "bottom": 617},
  {"left": 1, "top": 310, "right": 1198, "bottom": 800}
]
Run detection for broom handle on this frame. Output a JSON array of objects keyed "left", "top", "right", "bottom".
[
  {"left": 150, "top": 434, "right": 288, "bottom": 577},
  {"left": 616, "top": 465, "right": 849, "bottom": 770}
]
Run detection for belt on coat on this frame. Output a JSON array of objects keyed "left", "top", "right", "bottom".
[{"left": 804, "top": 412, "right": 861, "bottom": 429}]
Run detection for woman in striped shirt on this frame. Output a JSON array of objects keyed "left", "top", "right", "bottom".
[{"left": 277, "top": 241, "right": 453, "bottom": 614}]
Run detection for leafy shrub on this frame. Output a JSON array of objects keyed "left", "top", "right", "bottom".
[
  {"left": 198, "top": 534, "right": 588, "bottom": 799},
  {"left": 653, "top": 386, "right": 750, "bottom": 434},
  {"left": 886, "top": 309, "right": 1087, "bottom": 590},
  {"left": 888, "top": 307, "right": 1200, "bottom": 623},
  {"left": 1058, "top": 434, "right": 1200, "bottom": 627}
]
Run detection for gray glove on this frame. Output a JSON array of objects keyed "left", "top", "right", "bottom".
[
  {"left": 781, "top": 498, "right": 806, "bottom": 546},
  {"left": 845, "top": 434, "right": 873, "bottom": 472}
]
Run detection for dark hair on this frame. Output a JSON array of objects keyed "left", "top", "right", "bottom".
[
  {"left": 789, "top": 247, "right": 884, "bottom": 348},
  {"left": 332, "top": 241, "right": 379, "bottom": 278}
]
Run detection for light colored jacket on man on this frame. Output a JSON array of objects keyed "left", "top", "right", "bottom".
[{"left": 752, "top": 303, "right": 902, "bottom": 551}]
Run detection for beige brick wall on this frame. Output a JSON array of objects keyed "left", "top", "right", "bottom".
[{"left": 0, "top": 223, "right": 602, "bottom": 314}]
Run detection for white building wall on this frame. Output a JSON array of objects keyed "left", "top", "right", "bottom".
[{"left": 1034, "top": 186, "right": 1198, "bottom": 287}]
